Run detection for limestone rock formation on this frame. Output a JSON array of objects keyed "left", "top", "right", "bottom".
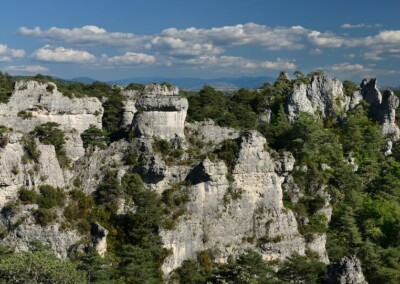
[
  {"left": 186, "top": 119, "right": 240, "bottom": 145},
  {"left": 0, "top": 133, "right": 66, "bottom": 205},
  {"left": 287, "top": 75, "right": 349, "bottom": 122},
  {"left": 360, "top": 79, "right": 400, "bottom": 140},
  {"left": 286, "top": 76, "right": 400, "bottom": 142},
  {"left": 132, "top": 84, "right": 188, "bottom": 141},
  {"left": 0, "top": 204, "right": 80, "bottom": 259},
  {"left": 0, "top": 80, "right": 103, "bottom": 134},
  {"left": 161, "top": 131, "right": 313, "bottom": 275},
  {"left": 325, "top": 256, "right": 368, "bottom": 284},
  {"left": 91, "top": 222, "right": 108, "bottom": 257}
]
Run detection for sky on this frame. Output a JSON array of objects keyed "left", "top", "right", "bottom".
[{"left": 1, "top": 0, "right": 400, "bottom": 85}]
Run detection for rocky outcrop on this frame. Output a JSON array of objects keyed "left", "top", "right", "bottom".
[
  {"left": 286, "top": 76, "right": 400, "bottom": 141},
  {"left": 360, "top": 79, "right": 400, "bottom": 140},
  {"left": 325, "top": 256, "right": 367, "bottom": 284},
  {"left": 0, "top": 204, "right": 80, "bottom": 259},
  {"left": 0, "top": 80, "right": 104, "bottom": 163},
  {"left": 161, "top": 131, "right": 312, "bottom": 275},
  {"left": 0, "top": 133, "right": 66, "bottom": 206},
  {"left": 91, "top": 222, "right": 108, "bottom": 257},
  {"left": 0, "top": 81, "right": 103, "bottom": 134},
  {"left": 186, "top": 119, "right": 240, "bottom": 145},
  {"left": 132, "top": 84, "right": 188, "bottom": 141},
  {"left": 287, "top": 75, "right": 350, "bottom": 122}
]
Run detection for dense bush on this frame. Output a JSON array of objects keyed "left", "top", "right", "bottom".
[
  {"left": 0, "top": 245, "right": 86, "bottom": 283},
  {"left": 32, "top": 122, "right": 70, "bottom": 168},
  {"left": 37, "top": 185, "right": 66, "bottom": 209},
  {"left": 0, "top": 72, "right": 14, "bottom": 104},
  {"left": 80, "top": 125, "right": 109, "bottom": 150}
]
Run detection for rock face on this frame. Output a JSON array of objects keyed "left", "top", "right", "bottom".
[
  {"left": 161, "top": 131, "right": 317, "bottom": 275},
  {"left": 360, "top": 79, "right": 400, "bottom": 140},
  {"left": 0, "top": 204, "right": 80, "bottom": 259},
  {"left": 0, "top": 80, "right": 104, "bottom": 162},
  {"left": 186, "top": 119, "right": 240, "bottom": 145},
  {"left": 287, "top": 76, "right": 400, "bottom": 141},
  {"left": 287, "top": 75, "right": 350, "bottom": 122},
  {"left": 91, "top": 222, "right": 108, "bottom": 257},
  {"left": 132, "top": 84, "right": 188, "bottom": 141},
  {"left": 325, "top": 256, "right": 368, "bottom": 284},
  {"left": 0, "top": 133, "right": 66, "bottom": 205},
  {"left": 0, "top": 81, "right": 103, "bottom": 134}
]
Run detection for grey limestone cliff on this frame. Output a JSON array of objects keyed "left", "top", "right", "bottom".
[
  {"left": 360, "top": 79, "right": 400, "bottom": 140},
  {"left": 287, "top": 75, "right": 350, "bottom": 122},
  {"left": 286, "top": 75, "right": 400, "bottom": 141},
  {"left": 325, "top": 256, "right": 368, "bottom": 284},
  {"left": 132, "top": 84, "right": 188, "bottom": 141},
  {"left": 161, "top": 131, "right": 327, "bottom": 275}
]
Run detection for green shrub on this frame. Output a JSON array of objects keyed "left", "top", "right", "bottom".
[
  {"left": 18, "top": 187, "right": 38, "bottom": 204},
  {"left": 0, "top": 72, "right": 14, "bottom": 104},
  {"left": 46, "top": 84, "right": 55, "bottom": 93},
  {"left": 35, "top": 208, "right": 57, "bottom": 226},
  {"left": 215, "top": 139, "right": 240, "bottom": 172},
  {"left": 17, "top": 111, "right": 33, "bottom": 120},
  {"left": 343, "top": 80, "right": 360, "bottom": 97},
  {"left": 153, "top": 138, "right": 171, "bottom": 155},
  {"left": 37, "top": 185, "right": 66, "bottom": 209},
  {"left": 81, "top": 125, "right": 109, "bottom": 150},
  {"left": 125, "top": 82, "right": 144, "bottom": 91},
  {"left": 22, "top": 135, "right": 41, "bottom": 162},
  {"left": 0, "top": 248, "right": 87, "bottom": 283},
  {"left": 31, "top": 122, "right": 70, "bottom": 168},
  {"left": 123, "top": 149, "right": 139, "bottom": 166}
]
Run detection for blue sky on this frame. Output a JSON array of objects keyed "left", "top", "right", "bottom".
[{"left": 1, "top": 0, "right": 400, "bottom": 85}]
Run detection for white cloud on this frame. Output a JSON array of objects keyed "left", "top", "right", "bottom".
[
  {"left": 4, "top": 65, "right": 48, "bottom": 73},
  {"left": 308, "top": 31, "right": 344, "bottom": 48},
  {"left": 331, "top": 63, "right": 369, "bottom": 73},
  {"left": 147, "top": 36, "right": 223, "bottom": 56},
  {"left": 329, "top": 63, "right": 398, "bottom": 77},
  {"left": 31, "top": 45, "right": 96, "bottom": 63},
  {"left": 102, "top": 52, "right": 156, "bottom": 65},
  {"left": 0, "top": 44, "right": 25, "bottom": 62},
  {"left": 159, "top": 23, "right": 308, "bottom": 51},
  {"left": 341, "top": 23, "right": 382, "bottom": 29},
  {"left": 18, "top": 23, "right": 310, "bottom": 52},
  {"left": 19, "top": 25, "right": 144, "bottom": 47},
  {"left": 363, "top": 51, "right": 383, "bottom": 61},
  {"left": 184, "top": 55, "right": 296, "bottom": 71}
]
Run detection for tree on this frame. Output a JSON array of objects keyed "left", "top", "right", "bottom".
[
  {"left": 277, "top": 252, "right": 326, "bottom": 283},
  {"left": 81, "top": 125, "right": 109, "bottom": 150},
  {"left": 0, "top": 247, "right": 86, "bottom": 283},
  {"left": 32, "top": 122, "right": 70, "bottom": 168}
]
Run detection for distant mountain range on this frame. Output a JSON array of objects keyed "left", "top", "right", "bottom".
[{"left": 70, "top": 76, "right": 275, "bottom": 89}]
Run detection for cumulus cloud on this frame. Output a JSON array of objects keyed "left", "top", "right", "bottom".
[
  {"left": 146, "top": 36, "right": 223, "bottom": 56},
  {"left": 18, "top": 23, "right": 310, "bottom": 52},
  {"left": 329, "top": 63, "right": 397, "bottom": 77},
  {"left": 308, "top": 31, "right": 345, "bottom": 48},
  {"left": 159, "top": 23, "right": 309, "bottom": 51},
  {"left": 330, "top": 63, "right": 370, "bottom": 73},
  {"left": 0, "top": 44, "right": 25, "bottom": 62},
  {"left": 17, "top": 23, "right": 400, "bottom": 75},
  {"left": 341, "top": 23, "right": 382, "bottom": 29},
  {"left": 101, "top": 52, "right": 156, "bottom": 65},
  {"left": 4, "top": 65, "right": 48, "bottom": 73},
  {"left": 184, "top": 55, "right": 296, "bottom": 71},
  {"left": 19, "top": 25, "right": 144, "bottom": 47},
  {"left": 18, "top": 24, "right": 400, "bottom": 57},
  {"left": 31, "top": 45, "right": 96, "bottom": 63}
]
